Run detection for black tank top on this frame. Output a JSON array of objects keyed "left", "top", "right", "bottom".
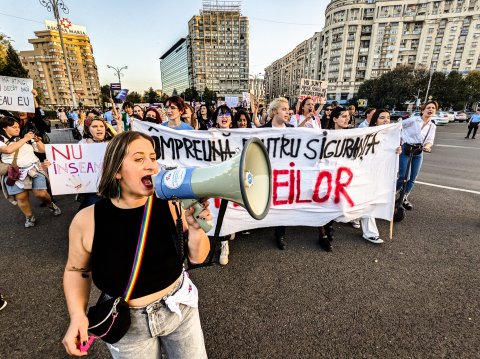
[{"left": 91, "top": 197, "right": 182, "bottom": 299}]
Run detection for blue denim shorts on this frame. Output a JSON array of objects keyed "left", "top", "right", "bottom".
[
  {"left": 106, "top": 273, "right": 207, "bottom": 359},
  {"left": 4, "top": 173, "right": 48, "bottom": 196}
]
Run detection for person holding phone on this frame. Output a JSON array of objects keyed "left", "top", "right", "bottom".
[{"left": 290, "top": 97, "right": 321, "bottom": 128}]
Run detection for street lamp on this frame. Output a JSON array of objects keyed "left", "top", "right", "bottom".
[
  {"left": 39, "top": 0, "right": 77, "bottom": 108},
  {"left": 107, "top": 65, "right": 128, "bottom": 88},
  {"left": 424, "top": 67, "right": 435, "bottom": 103}
]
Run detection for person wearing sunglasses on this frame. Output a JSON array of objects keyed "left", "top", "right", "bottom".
[{"left": 321, "top": 107, "right": 333, "bottom": 129}]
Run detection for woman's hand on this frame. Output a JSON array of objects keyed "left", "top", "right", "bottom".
[
  {"left": 395, "top": 146, "right": 402, "bottom": 154},
  {"left": 423, "top": 144, "right": 432, "bottom": 153},
  {"left": 62, "top": 314, "right": 89, "bottom": 356},
  {"left": 23, "top": 132, "right": 35, "bottom": 142},
  {"left": 184, "top": 199, "right": 212, "bottom": 231}
]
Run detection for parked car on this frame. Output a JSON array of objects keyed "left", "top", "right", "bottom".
[
  {"left": 454, "top": 111, "right": 467, "bottom": 122},
  {"left": 445, "top": 111, "right": 455, "bottom": 122},
  {"left": 431, "top": 112, "right": 450, "bottom": 126},
  {"left": 390, "top": 111, "right": 411, "bottom": 122},
  {"left": 411, "top": 111, "right": 449, "bottom": 125}
]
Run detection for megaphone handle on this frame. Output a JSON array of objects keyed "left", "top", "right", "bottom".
[{"left": 181, "top": 199, "right": 213, "bottom": 233}]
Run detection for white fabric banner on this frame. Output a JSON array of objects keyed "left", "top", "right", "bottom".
[
  {"left": 133, "top": 121, "right": 401, "bottom": 236},
  {"left": 45, "top": 143, "right": 107, "bottom": 195},
  {"left": 0, "top": 76, "right": 34, "bottom": 113}
]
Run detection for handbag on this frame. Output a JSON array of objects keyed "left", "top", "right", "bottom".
[
  {"left": 86, "top": 195, "right": 153, "bottom": 345},
  {"left": 5, "top": 149, "right": 20, "bottom": 186}
]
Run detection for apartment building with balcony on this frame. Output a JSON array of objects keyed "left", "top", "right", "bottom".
[
  {"left": 19, "top": 20, "right": 100, "bottom": 107},
  {"left": 264, "top": 32, "right": 322, "bottom": 104},
  {"left": 187, "top": 0, "right": 249, "bottom": 99},
  {"left": 266, "top": 0, "right": 480, "bottom": 102}
]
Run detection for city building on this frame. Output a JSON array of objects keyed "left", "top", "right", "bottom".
[
  {"left": 264, "top": 32, "right": 321, "bottom": 105},
  {"left": 160, "top": 38, "right": 190, "bottom": 96},
  {"left": 265, "top": 0, "right": 480, "bottom": 101},
  {"left": 248, "top": 75, "right": 265, "bottom": 103},
  {"left": 187, "top": 0, "right": 249, "bottom": 100},
  {"left": 19, "top": 19, "right": 101, "bottom": 107}
]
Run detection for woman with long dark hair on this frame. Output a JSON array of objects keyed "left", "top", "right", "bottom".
[{"left": 0, "top": 116, "right": 61, "bottom": 228}]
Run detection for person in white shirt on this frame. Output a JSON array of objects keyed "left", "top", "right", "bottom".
[
  {"left": 357, "top": 107, "right": 376, "bottom": 128},
  {"left": 290, "top": 97, "right": 321, "bottom": 128},
  {"left": 0, "top": 117, "right": 61, "bottom": 228},
  {"left": 396, "top": 101, "right": 437, "bottom": 210}
]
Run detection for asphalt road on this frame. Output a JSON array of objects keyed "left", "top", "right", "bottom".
[{"left": 0, "top": 124, "right": 479, "bottom": 358}]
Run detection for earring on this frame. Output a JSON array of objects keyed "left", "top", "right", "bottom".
[{"left": 116, "top": 180, "right": 121, "bottom": 202}]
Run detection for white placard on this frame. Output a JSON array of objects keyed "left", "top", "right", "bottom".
[
  {"left": 225, "top": 96, "right": 238, "bottom": 109},
  {"left": 0, "top": 76, "right": 34, "bottom": 113},
  {"left": 45, "top": 143, "right": 107, "bottom": 195}
]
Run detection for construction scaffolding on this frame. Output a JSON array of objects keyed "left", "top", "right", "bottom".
[{"left": 201, "top": 0, "right": 241, "bottom": 14}]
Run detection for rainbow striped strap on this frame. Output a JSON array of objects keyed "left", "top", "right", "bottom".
[{"left": 123, "top": 195, "right": 154, "bottom": 302}]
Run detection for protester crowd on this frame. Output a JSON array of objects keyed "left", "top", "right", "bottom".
[{"left": 0, "top": 89, "right": 451, "bottom": 356}]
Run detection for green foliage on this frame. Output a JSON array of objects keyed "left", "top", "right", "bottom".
[
  {"left": 183, "top": 87, "right": 199, "bottom": 102},
  {"left": 126, "top": 91, "right": 142, "bottom": 103},
  {"left": 358, "top": 65, "right": 478, "bottom": 110},
  {"left": 202, "top": 86, "right": 217, "bottom": 104},
  {"left": 35, "top": 87, "right": 45, "bottom": 105},
  {"left": 143, "top": 87, "right": 161, "bottom": 104},
  {"left": 100, "top": 84, "right": 111, "bottom": 105},
  {"left": 0, "top": 42, "right": 28, "bottom": 78}
]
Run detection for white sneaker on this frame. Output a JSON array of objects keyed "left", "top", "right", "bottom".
[
  {"left": 229, "top": 233, "right": 236, "bottom": 240},
  {"left": 363, "top": 235, "right": 384, "bottom": 244},
  {"left": 25, "top": 215, "right": 36, "bottom": 228},
  {"left": 219, "top": 241, "right": 229, "bottom": 265},
  {"left": 350, "top": 219, "right": 360, "bottom": 229}
]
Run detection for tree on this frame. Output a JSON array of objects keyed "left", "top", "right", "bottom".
[
  {"left": 100, "top": 84, "right": 111, "bottom": 106},
  {"left": 143, "top": 87, "right": 160, "bottom": 104},
  {"left": 0, "top": 42, "right": 28, "bottom": 78},
  {"left": 465, "top": 70, "right": 480, "bottom": 109},
  {"left": 35, "top": 87, "right": 45, "bottom": 105},
  {"left": 184, "top": 87, "right": 199, "bottom": 102},
  {"left": 126, "top": 91, "right": 142, "bottom": 103},
  {"left": 202, "top": 86, "right": 217, "bottom": 105}
]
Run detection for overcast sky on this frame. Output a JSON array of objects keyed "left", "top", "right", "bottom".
[{"left": 1, "top": 0, "right": 328, "bottom": 92}]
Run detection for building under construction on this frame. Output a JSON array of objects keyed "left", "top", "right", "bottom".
[{"left": 188, "top": 0, "right": 249, "bottom": 100}]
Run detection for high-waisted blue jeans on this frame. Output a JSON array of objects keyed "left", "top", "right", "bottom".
[
  {"left": 396, "top": 144, "right": 424, "bottom": 194},
  {"left": 106, "top": 278, "right": 207, "bottom": 359}
]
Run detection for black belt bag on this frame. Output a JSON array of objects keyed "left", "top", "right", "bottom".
[{"left": 403, "top": 143, "right": 423, "bottom": 156}]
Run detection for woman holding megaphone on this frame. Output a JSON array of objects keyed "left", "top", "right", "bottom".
[{"left": 63, "top": 131, "right": 211, "bottom": 357}]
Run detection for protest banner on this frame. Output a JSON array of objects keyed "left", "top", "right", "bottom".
[
  {"left": 45, "top": 124, "right": 401, "bottom": 235},
  {"left": 298, "top": 78, "right": 328, "bottom": 103},
  {"left": 133, "top": 121, "right": 401, "bottom": 236},
  {"left": 0, "top": 76, "right": 34, "bottom": 113},
  {"left": 45, "top": 143, "right": 107, "bottom": 195}
]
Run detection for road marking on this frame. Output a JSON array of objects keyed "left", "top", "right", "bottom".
[
  {"left": 417, "top": 181, "right": 480, "bottom": 195},
  {"left": 435, "top": 144, "right": 479, "bottom": 149}
]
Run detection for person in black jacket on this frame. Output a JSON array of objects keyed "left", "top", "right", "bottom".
[{"left": 261, "top": 98, "right": 293, "bottom": 250}]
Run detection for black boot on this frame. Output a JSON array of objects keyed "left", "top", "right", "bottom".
[
  {"left": 319, "top": 235, "right": 332, "bottom": 252},
  {"left": 275, "top": 235, "right": 286, "bottom": 250}
]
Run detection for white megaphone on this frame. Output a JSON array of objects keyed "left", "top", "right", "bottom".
[{"left": 152, "top": 137, "right": 272, "bottom": 232}]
